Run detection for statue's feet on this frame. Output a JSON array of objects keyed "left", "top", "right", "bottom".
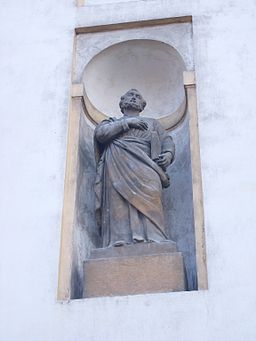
[
  {"left": 133, "top": 237, "right": 145, "bottom": 244},
  {"left": 112, "top": 240, "right": 129, "bottom": 247},
  {"left": 112, "top": 237, "right": 145, "bottom": 247}
]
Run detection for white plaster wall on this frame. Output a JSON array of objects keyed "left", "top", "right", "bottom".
[
  {"left": 1, "top": 0, "right": 256, "bottom": 340},
  {"left": 86, "top": 0, "right": 137, "bottom": 4}
]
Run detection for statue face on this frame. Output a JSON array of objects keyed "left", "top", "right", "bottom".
[{"left": 119, "top": 89, "right": 146, "bottom": 114}]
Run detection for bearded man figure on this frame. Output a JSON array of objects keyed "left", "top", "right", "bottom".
[{"left": 94, "top": 89, "right": 175, "bottom": 248}]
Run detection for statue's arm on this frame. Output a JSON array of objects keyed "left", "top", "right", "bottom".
[
  {"left": 156, "top": 121, "right": 175, "bottom": 156},
  {"left": 94, "top": 118, "right": 129, "bottom": 144},
  {"left": 155, "top": 120, "right": 175, "bottom": 169},
  {"left": 161, "top": 134, "right": 175, "bottom": 161}
]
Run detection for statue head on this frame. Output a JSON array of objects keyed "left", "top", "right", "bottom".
[{"left": 119, "top": 89, "right": 147, "bottom": 114}]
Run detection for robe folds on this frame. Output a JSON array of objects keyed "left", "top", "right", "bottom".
[{"left": 94, "top": 116, "right": 175, "bottom": 248}]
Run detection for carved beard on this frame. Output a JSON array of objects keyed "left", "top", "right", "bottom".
[{"left": 121, "top": 100, "right": 143, "bottom": 112}]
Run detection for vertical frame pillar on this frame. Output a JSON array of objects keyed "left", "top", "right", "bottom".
[{"left": 184, "top": 71, "right": 208, "bottom": 290}]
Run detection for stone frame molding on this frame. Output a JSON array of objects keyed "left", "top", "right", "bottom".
[{"left": 57, "top": 16, "right": 208, "bottom": 301}]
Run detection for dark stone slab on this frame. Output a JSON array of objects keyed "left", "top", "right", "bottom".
[
  {"left": 90, "top": 241, "right": 177, "bottom": 259},
  {"left": 83, "top": 251, "right": 185, "bottom": 298}
]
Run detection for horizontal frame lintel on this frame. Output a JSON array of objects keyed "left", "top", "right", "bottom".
[{"left": 75, "top": 15, "right": 192, "bottom": 34}]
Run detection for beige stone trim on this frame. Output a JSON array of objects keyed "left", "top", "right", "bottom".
[
  {"left": 57, "top": 34, "right": 83, "bottom": 301},
  {"left": 183, "top": 71, "right": 196, "bottom": 87},
  {"left": 77, "top": 0, "right": 85, "bottom": 6},
  {"left": 57, "top": 96, "right": 82, "bottom": 300},
  {"left": 71, "top": 83, "right": 84, "bottom": 97},
  {"left": 184, "top": 71, "right": 208, "bottom": 290}
]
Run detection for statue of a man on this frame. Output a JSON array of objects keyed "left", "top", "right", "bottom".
[{"left": 94, "top": 89, "right": 175, "bottom": 248}]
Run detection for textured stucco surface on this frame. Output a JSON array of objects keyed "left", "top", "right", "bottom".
[{"left": 1, "top": 0, "right": 256, "bottom": 340}]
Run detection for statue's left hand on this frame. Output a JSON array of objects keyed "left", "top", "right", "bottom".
[{"left": 156, "top": 152, "right": 173, "bottom": 170}]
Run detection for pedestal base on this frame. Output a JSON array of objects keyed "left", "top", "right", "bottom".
[{"left": 83, "top": 242, "right": 186, "bottom": 298}]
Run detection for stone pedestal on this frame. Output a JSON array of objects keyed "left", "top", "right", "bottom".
[{"left": 83, "top": 242, "right": 186, "bottom": 298}]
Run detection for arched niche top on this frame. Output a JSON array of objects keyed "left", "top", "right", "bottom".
[{"left": 82, "top": 39, "right": 187, "bottom": 129}]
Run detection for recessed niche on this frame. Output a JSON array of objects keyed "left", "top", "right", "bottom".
[
  {"left": 58, "top": 17, "right": 207, "bottom": 300},
  {"left": 83, "top": 39, "right": 186, "bottom": 124}
]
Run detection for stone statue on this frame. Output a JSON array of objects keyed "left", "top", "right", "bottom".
[{"left": 94, "top": 89, "right": 175, "bottom": 248}]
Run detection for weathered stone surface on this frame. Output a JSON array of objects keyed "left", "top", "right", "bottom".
[
  {"left": 94, "top": 89, "right": 175, "bottom": 249},
  {"left": 90, "top": 241, "right": 177, "bottom": 259},
  {"left": 83, "top": 251, "right": 186, "bottom": 298}
]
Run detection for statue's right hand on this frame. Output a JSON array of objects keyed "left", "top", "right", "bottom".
[{"left": 126, "top": 117, "right": 148, "bottom": 130}]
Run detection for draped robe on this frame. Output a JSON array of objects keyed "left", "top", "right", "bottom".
[{"left": 94, "top": 116, "right": 175, "bottom": 248}]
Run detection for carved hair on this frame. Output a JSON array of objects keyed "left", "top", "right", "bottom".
[{"left": 119, "top": 89, "right": 147, "bottom": 113}]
